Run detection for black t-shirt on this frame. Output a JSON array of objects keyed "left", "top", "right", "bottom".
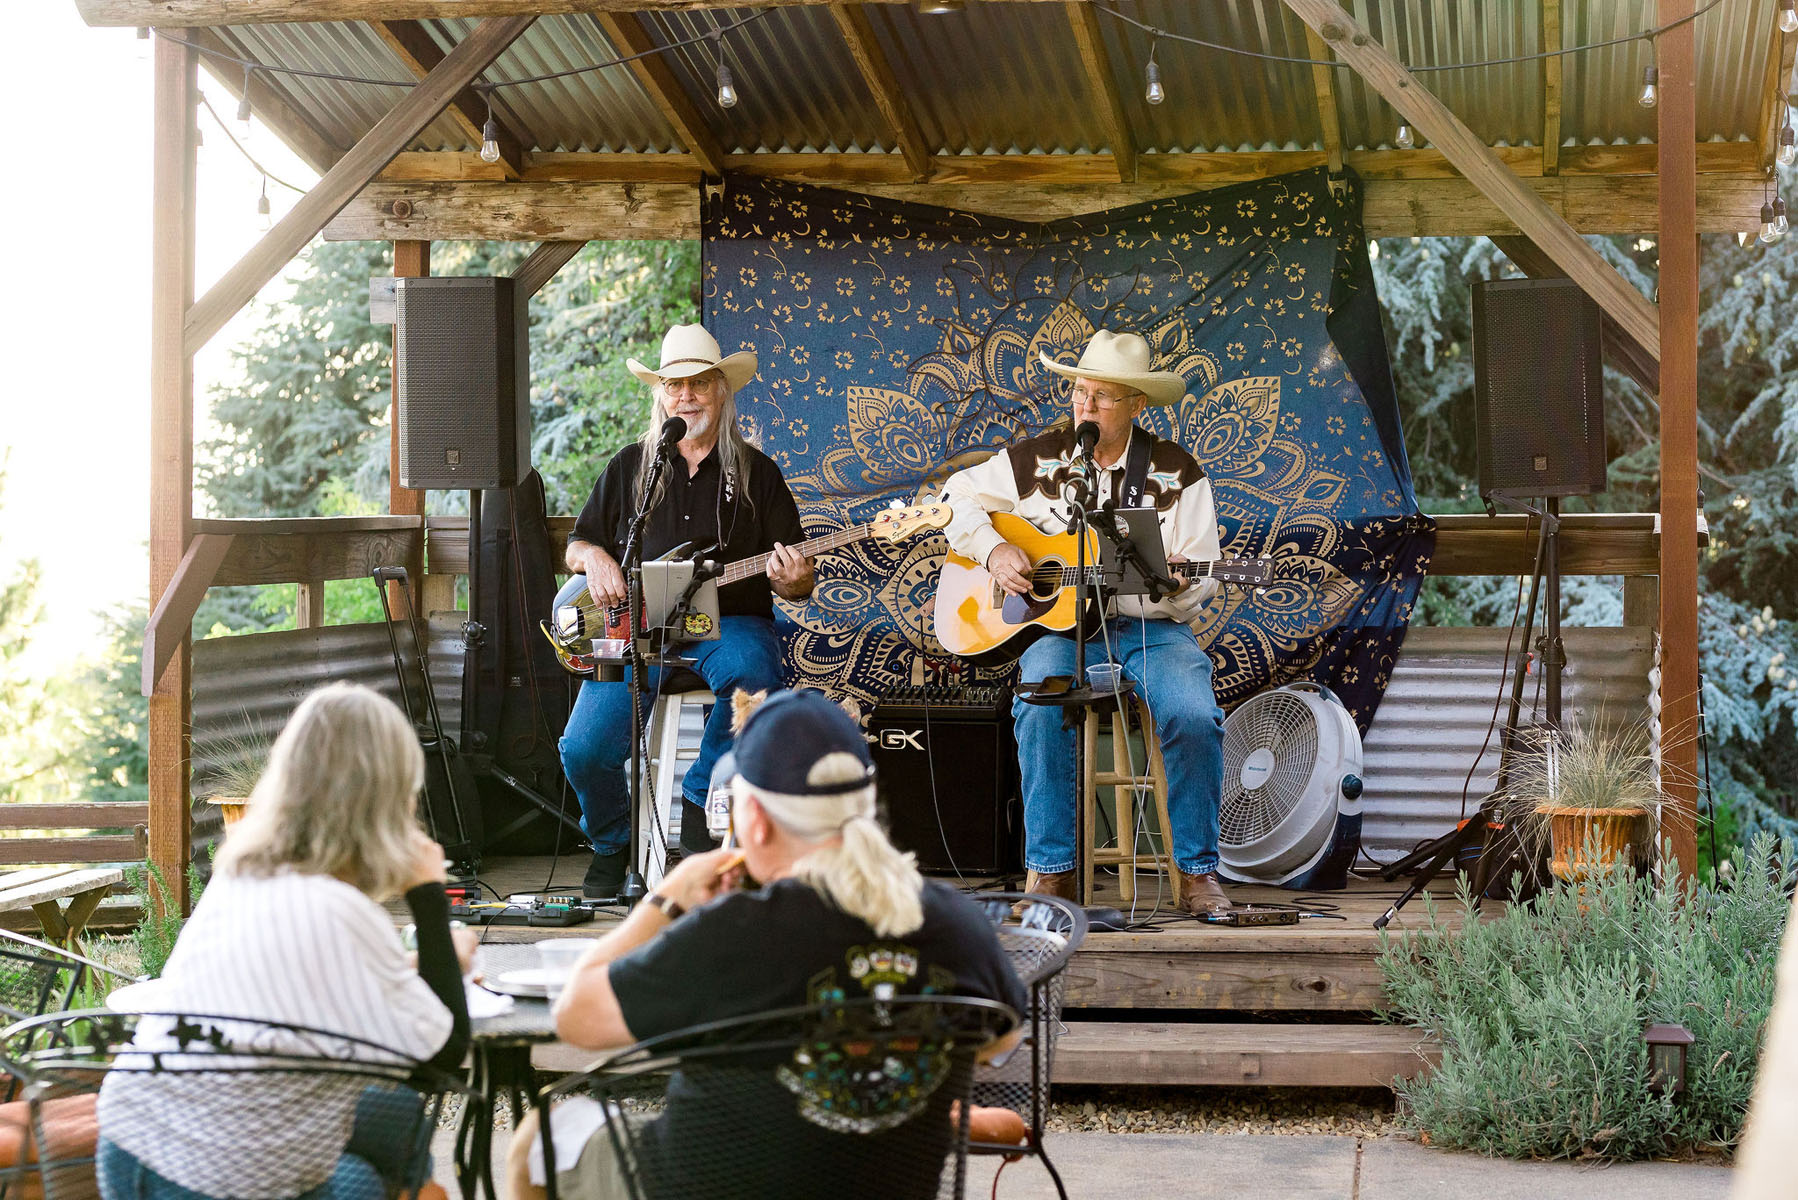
[
  {"left": 607, "top": 880, "right": 1027, "bottom": 1198},
  {"left": 568, "top": 441, "right": 805, "bottom": 619}
]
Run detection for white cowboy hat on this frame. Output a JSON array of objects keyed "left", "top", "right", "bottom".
[
  {"left": 627, "top": 324, "right": 758, "bottom": 391},
  {"left": 1038, "top": 329, "right": 1188, "bottom": 407}
]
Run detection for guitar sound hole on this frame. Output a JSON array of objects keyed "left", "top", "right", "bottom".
[{"left": 1030, "top": 561, "right": 1062, "bottom": 600}]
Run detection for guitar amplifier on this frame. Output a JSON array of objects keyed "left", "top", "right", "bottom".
[{"left": 871, "top": 686, "right": 1023, "bottom": 876}]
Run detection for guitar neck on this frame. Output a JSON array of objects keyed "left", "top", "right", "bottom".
[
  {"left": 1060, "top": 559, "right": 1226, "bottom": 585},
  {"left": 717, "top": 524, "right": 870, "bottom": 586}
]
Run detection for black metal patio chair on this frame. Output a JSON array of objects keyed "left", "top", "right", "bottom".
[
  {"left": 967, "top": 892, "right": 1088, "bottom": 1200},
  {"left": 532, "top": 993, "right": 1019, "bottom": 1200},
  {"left": 0, "top": 932, "right": 140, "bottom": 1029},
  {"left": 0, "top": 1008, "right": 476, "bottom": 1200}
]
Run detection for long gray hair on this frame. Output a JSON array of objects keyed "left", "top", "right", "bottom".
[
  {"left": 217, "top": 683, "right": 424, "bottom": 902},
  {"left": 633, "top": 376, "right": 758, "bottom": 517}
]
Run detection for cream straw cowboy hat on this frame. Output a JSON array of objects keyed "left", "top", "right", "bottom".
[
  {"left": 627, "top": 324, "right": 759, "bottom": 391},
  {"left": 1038, "top": 329, "right": 1189, "bottom": 407}
]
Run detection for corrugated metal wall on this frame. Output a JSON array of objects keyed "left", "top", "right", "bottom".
[{"left": 1359, "top": 625, "right": 1653, "bottom": 862}]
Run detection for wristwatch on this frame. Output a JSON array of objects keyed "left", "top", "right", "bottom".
[{"left": 643, "top": 891, "right": 686, "bottom": 920}]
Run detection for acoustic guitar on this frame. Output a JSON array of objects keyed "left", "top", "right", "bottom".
[
  {"left": 542, "top": 502, "right": 952, "bottom": 678},
  {"left": 933, "top": 511, "right": 1272, "bottom": 665}
]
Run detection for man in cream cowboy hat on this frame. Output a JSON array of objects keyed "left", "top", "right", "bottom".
[
  {"left": 562, "top": 324, "right": 815, "bottom": 900},
  {"left": 941, "top": 329, "right": 1234, "bottom": 916}
]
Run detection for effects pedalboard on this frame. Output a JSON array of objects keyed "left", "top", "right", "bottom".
[{"left": 445, "top": 885, "right": 596, "bottom": 927}]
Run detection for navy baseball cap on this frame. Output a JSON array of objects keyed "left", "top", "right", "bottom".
[{"left": 733, "top": 689, "right": 876, "bottom": 796}]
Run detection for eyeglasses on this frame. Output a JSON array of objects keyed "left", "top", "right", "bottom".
[
  {"left": 664, "top": 373, "right": 724, "bottom": 397},
  {"left": 1068, "top": 384, "right": 1143, "bottom": 410}
]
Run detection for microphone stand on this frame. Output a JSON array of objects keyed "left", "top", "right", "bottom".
[{"left": 614, "top": 441, "right": 679, "bottom": 910}]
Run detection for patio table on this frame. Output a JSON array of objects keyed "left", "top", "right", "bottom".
[
  {"left": 457, "top": 942, "right": 567, "bottom": 1200},
  {"left": 0, "top": 866, "right": 124, "bottom": 951}
]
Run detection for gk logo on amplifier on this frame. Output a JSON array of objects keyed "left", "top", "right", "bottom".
[{"left": 879, "top": 728, "right": 924, "bottom": 751}]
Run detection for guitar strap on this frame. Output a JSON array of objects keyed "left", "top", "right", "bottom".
[{"left": 1118, "top": 426, "right": 1155, "bottom": 510}]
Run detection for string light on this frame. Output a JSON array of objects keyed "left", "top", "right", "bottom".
[
  {"left": 1759, "top": 200, "right": 1778, "bottom": 243},
  {"left": 236, "top": 64, "right": 254, "bottom": 140},
  {"left": 1781, "top": 0, "right": 1798, "bottom": 34},
  {"left": 1394, "top": 121, "right": 1415, "bottom": 150},
  {"left": 714, "top": 33, "right": 738, "bottom": 109},
  {"left": 256, "top": 174, "right": 271, "bottom": 229},
  {"left": 914, "top": 0, "right": 964, "bottom": 11},
  {"left": 134, "top": 26, "right": 150, "bottom": 60},
  {"left": 1777, "top": 197, "right": 1789, "bottom": 238},
  {"left": 1638, "top": 37, "right": 1659, "bottom": 108},
  {"left": 1780, "top": 124, "right": 1796, "bottom": 166},
  {"left": 1144, "top": 37, "right": 1165, "bottom": 105},
  {"left": 478, "top": 91, "right": 502, "bottom": 164}
]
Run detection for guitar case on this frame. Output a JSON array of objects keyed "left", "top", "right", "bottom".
[{"left": 461, "top": 470, "right": 580, "bottom": 854}]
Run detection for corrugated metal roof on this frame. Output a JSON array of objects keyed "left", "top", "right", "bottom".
[
  {"left": 204, "top": 0, "right": 1773, "bottom": 164},
  {"left": 1359, "top": 625, "right": 1655, "bottom": 863}
]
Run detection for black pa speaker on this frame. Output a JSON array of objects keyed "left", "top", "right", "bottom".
[
  {"left": 871, "top": 687, "right": 1022, "bottom": 876},
  {"left": 1471, "top": 278, "right": 1606, "bottom": 498},
  {"left": 395, "top": 276, "right": 529, "bottom": 489}
]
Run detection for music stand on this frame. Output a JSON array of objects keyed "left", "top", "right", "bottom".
[{"left": 636, "top": 559, "right": 722, "bottom": 650}]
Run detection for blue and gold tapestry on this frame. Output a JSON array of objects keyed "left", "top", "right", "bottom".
[{"left": 703, "top": 168, "right": 1434, "bottom": 732}]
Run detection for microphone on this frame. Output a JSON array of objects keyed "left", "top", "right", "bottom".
[
  {"left": 1066, "top": 420, "right": 1101, "bottom": 508},
  {"left": 656, "top": 416, "right": 688, "bottom": 458},
  {"left": 1074, "top": 421, "right": 1101, "bottom": 460}
]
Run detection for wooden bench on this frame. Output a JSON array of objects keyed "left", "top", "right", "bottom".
[{"left": 0, "top": 867, "right": 127, "bottom": 950}]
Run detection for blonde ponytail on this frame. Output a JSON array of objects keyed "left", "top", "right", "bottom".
[{"left": 790, "top": 813, "right": 924, "bottom": 938}]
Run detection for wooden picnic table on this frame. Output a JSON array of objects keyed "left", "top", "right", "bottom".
[{"left": 0, "top": 866, "right": 126, "bottom": 950}]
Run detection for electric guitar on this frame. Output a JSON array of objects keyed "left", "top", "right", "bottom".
[
  {"left": 542, "top": 502, "right": 953, "bottom": 678},
  {"left": 932, "top": 511, "right": 1273, "bottom": 665}
]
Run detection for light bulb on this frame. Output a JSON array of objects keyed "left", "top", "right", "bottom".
[
  {"left": 479, "top": 115, "right": 502, "bottom": 164},
  {"left": 1776, "top": 198, "right": 1789, "bottom": 237},
  {"left": 1781, "top": 0, "right": 1798, "bottom": 34},
  {"left": 1638, "top": 64, "right": 1659, "bottom": 109},
  {"left": 716, "top": 61, "right": 737, "bottom": 109},
  {"left": 1759, "top": 201, "right": 1778, "bottom": 244},
  {"left": 1145, "top": 58, "right": 1165, "bottom": 106},
  {"left": 1781, "top": 126, "right": 1796, "bottom": 167},
  {"left": 914, "top": 0, "right": 963, "bottom": 11},
  {"left": 1394, "top": 122, "right": 1415, "bottom": 150},
  {"left": 256, "top": 178, "right": 271, "bottom": 230},
  {"left": 237, "top": 66, "right": 254, "bottom": 140},
  {"left": 135, "top": 26, "right": 150, "bottom": 60}
]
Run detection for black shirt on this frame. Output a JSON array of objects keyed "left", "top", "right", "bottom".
[
  {"left": 568, "top": 441, "right": 806, "bottom": 619},
  {"left": 607, "top": 879, "right": 1026, "bottom": 1198}
]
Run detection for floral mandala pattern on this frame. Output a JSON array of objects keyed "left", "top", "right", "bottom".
[{"left": 704, "top": 170, "right": 1434, "bottom": 731}]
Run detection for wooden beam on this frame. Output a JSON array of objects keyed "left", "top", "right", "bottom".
[
  {"left": 513, "top": 240, "right": 588, "bottom": 297},
  {"left": 830, "top": 5, "right": 934, "bottom": 182},
  {"left": 78, "top": 0, "right": 1074, "bottom": 24},
  {"left": 1658, "top": 0, "right": 1700, "bottom": 883},
  {"left": 590, "top": 12, "right": 726, "bottom": 178},
  {"left": 374, "top": 142, "right": 1762, "bottom": 185},
  {"left": 142, "top": 533, "right": 235, "bottom": 698},
  {"left": 1757, "top": 9, "right": 1798, "bottom": 167},
  {"left": 1489, "top": 234, "right": 1659, "bottom": 395},
  {"left": 183, "top": 15, "right": 536, "bottom": 357},
  {"left": 390, "top": 240, "right": 428, "bottom": 521},
  {"left": 1280, "top": 0, "right": 1660, "bottom": 359},
  {"left": 1064, "top": 1, "right": 1136, "bottom": 183},
  {"left": 1540, "top": 0, "right": 1562, "bottom": 175},
  {"left": 374, "top": 20, "right": 528, "bottom": 179},
  {"left": 188, "top": 29, "right": 342, "bottom": 176},
  {"left": 149, "top": 33, "right": 197, "bottom": 914},
  {"left": 326, "top": 181, "right": 699, "bottom": 240},
  {"left": 1301, "top": 15, "right": 1344, "bottom": 177}
]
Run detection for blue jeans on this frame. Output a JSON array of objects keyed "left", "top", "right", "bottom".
[
  {"left": 1012, "top": 618, "right": 1225, "bottom": 875},
  {"left": 560, "top": 615, "right": 785, "bottom": 854},
  {"left": 97, "top": 1085, "right": 427, "bottom": 1200}
]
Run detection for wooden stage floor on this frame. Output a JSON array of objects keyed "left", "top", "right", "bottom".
[{"left": 422, "top": 857, "right": 1464, "bottom": 1089}]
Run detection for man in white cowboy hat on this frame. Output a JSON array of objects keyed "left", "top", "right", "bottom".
[
  {"left": 940, "top": 329, "right": 1234, "bottom": 916},
  {"left": 561, "top": 324, "right": 816, "bottom": 899}
]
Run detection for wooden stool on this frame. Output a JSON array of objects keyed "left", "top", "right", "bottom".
[
  {"left": 1080, "top": 693, "right": 1179, "bottom": 908},
  {"left": 639, "top": 677, "right": 716, "bottom": 887}
]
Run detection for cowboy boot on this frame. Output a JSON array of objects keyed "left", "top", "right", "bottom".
[{"left": 1177, "top": 870, "right": 1234, "bottom": 916}]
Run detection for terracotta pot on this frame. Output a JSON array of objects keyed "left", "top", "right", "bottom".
[
  {"left": 1537, "top": 804, "right": 1646, "bottom": 882},
  {"left": 209, "top": 797, "right": 249, "bottom": 828}
]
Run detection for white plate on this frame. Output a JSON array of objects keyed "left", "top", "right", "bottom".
[{"left": 489, "top": 968, "right": 564, "bottom": 998}]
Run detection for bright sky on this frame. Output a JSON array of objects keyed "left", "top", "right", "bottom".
[{"left": 2, "top": 8, "right": 319, "bottom": 678}]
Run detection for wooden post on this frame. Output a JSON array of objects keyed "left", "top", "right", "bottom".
[
  {"left": 149, "top": 31, "right": 198, "bottom": 913},
  {"left": 1657, "top": 0, "right": 1700, "bottom": 881}
]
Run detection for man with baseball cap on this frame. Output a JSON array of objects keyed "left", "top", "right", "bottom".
[
  {"left": 561, "top": 324, "right": 816, "bottom": 901},
  {"left": 941, "top": 328, "right": 1235, "bottom": 916}
]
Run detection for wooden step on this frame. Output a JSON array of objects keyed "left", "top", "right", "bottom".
[{"left": 1052, "top": 1021, "right": 1438, "bottom": 1088}]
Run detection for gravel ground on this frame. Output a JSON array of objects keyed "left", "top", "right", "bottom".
[{"left": 1046, "top": 1086, "right": 1404, "bottom": 1139}]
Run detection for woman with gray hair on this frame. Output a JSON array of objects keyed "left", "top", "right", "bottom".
[
  {"left": 96, "top": 682, "right": 474, "bottom": 1200},
  {"left": 512, "top": 689, "right": 1024, "bottom": 1200}
]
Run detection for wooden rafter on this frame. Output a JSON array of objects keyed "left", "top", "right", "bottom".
[
  {"left": 1300, "top": 16, "right": 1343, "bottom": 177},
  {"left": 1065, "top": 1, "right": 1136, "bottom": 183},
  {"left": 78, "top": 0, "right": 1076, "bottom": 24},
  {"left": 1541, "top": 0, "right": 1562, "bottom": 175},
  {"left": 374, "top": 20, "right": 529, "bottom": 178},
  {"left": 590, "top": 12, "right": 726, "bottom": 178},
  {"left": 1757, "top": 8, "right": 1798, "bottom": 167},
  {"left": 1489, "top": 235, "right": 1657, "bottom": 394},
  {"left": 143, "top": 534, "right": 236, "bottom": 697},
  {"left": 1280, "top": 0, "right": 1659, "bottom": 359},
  {"left": 831, "top": 5, "right": 934, "bottom": 182},
  {"left": 183, "top": 15, "right": 535, "bottom": 357},
  {"left": 514, "top": 240, "right": 589, "bottom": 297},
  {"left": 189, "top": 29, "right": 343, "bottom": 176}
]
